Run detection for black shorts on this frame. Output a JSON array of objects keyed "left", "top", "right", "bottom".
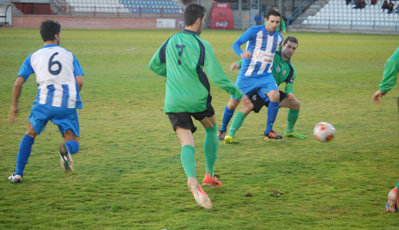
[
  {"left": 167, "top": 105, "right": 215, "bottom": 133},
  {"left": 249, "top": 90, "right": 286, "bottom": 113}
]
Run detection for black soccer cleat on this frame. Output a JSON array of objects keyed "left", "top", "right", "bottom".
[{"left": 264, "top": 130, "right": 283, "bottom": 140}]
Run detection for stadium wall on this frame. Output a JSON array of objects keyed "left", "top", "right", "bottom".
[{"left": 11, "top": 15, "right": 180, "bottom": 29}]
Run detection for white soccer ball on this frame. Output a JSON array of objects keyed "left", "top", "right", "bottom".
[{"left": 313, "top": 122, "right": 336, "bottom": 142}]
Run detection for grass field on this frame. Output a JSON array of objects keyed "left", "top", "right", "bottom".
[{"left": 0, "top": 28, "right": 398, "bottom": 229}]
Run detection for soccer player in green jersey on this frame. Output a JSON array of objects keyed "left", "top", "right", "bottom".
[
  {"left": 270, "top": 36, "right": 305, "bottom": 138},
  {"left": 372, "top": 47, "right": 399, "bottom": 104},
  {"left": 371, "top": 47, "right": 399, "bottom": 212},
  {"left": 272, "top": 7, "right": 286, "bottom": 34},
  {"left": 149, "top": 3, "right": 246, "bottom": 209},
  {"left": 225, "top": 36, "right": 305, "bottom": 139}
]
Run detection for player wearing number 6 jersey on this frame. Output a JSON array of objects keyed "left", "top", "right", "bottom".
[
  {"left": 149, "top": 3, "right": 246, "bottom": 209},
  {"left": 220, "top": 10, "right": 284, "bottom": 143},
  {"left": 8, "top": 20, "right": 84, "bottom": 183}
]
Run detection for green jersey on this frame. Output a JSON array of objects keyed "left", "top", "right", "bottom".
[
  {"left": 149, "top": 29, "right": 242, "bottom": 113},
  {"left": 272, "top": 50, "right": 295, "bottom": 94},
  {"left": 379, "top": 47, "right": 399, "bottom": 94},
  {"left": 277, "top": 19, "right": 286, "bottom": 33}
]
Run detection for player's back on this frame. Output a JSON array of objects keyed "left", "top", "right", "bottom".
[
  {"left": 24, "top": 44, "right": 83, "bottom": 109},
  {"left": 163, "top": 30, "right": 210, "bottom": 113},
  {"left": 31, "top": 45, "right": 76, "bottom": 86}
]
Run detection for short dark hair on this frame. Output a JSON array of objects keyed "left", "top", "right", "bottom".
[
  {"left": 184, "top": 3, "right": 206, "bottom": 26},
  {"left": 265, "top": 10, "right": 281, "bottom": 19},
  {"left": 283, "top": 36, "right": 299, "bottom": 46},
  {"left": 40, "top": 20, "right": 61, "bottom": 42}
]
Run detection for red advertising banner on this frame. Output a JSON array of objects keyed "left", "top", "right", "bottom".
[{"left": 210, "top": 2, "right": 234, "bottom": 30}]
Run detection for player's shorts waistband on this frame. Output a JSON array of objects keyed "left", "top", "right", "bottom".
[{"left": 238, "top": 73, "right": 273, "bottom": 79}]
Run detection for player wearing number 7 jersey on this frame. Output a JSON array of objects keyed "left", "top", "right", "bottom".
[
  {"left": 8, "top": 20, "right": 84, "bottom": 183},
  {"left": 149, "top": 3, "right": 246, "bottom": 209}
]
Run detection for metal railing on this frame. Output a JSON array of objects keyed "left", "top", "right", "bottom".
[{"left": 299, "top": 17, "right": 399, "bottom": 32}]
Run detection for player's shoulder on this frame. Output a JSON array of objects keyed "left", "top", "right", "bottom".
[
  {"left": 34, "top": 45, "right": 72, "bottom": 55},
  {"left": 198, "top": 36, "right": 211, "bottom": 47},
  {"left": 275, "top": 31, "right": 283, "bottom": 40},
  {"left": 248, "top": 25, "right": 264, "bottom": 33}
]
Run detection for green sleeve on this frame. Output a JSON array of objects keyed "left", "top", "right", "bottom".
[
  {"left": 285, "top": 82, "right": 294, "bottom": 94},
  {"left": 284, "top": 65, "right": 296, "bottom": 94},
  {"left": 149, "top": 44, "right": 167, "bottom": 77},
  {"left": 379, "top": 49, "right": 399, "bottom": 93},
  {"left": 281, "top": 19, "right": 286, "bottom": 32},
  {"left": 204, "top": 43, "right": 242, "bottom": 100}
]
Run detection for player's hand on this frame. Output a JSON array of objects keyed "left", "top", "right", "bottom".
[
  {"left": 240, "top": 51, "right": 252, "bottom": 59},
  {"left": 288, "top": 93, "right": 294, "bottom": 100},
  {"left": 9, "top": 105, "right": 19, "bottom": 123},
  {"left": 372, "top": 90, "right": 385, "bottom": 104},
  {"left": 230, "top": 62, "right": 240, "bottom": 71}
]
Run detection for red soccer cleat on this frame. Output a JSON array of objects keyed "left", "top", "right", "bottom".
[{"left": 202, "top": 174, "right": 223, "bottom": 187}]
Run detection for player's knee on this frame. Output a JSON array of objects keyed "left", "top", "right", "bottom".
[
  {"left": 290, "top": 99, "right": 300, "bottom": 110},
  {"left": 227, "top": 99, "right": 240, "bottom": 110},
  {"left": 240, "top": 103, "right": 253, "bottom": 115},
  {"left": 25, "top": 128, "right": 37, "bottom": 138},
  {"left": 269, "top": 91, "right": 280, "bottom": 102},
  {"left": 295, "top": 100, "right": 301, "bottom": 109}
]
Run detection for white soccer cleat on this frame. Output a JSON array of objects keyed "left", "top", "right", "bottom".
[
  {"left": 59, "top": 144, "right": 74, "bottom": 174},
  {"left": 187, "top": 177, "right": 213, "bottom": 209},
  {"left": 8, "top": 173, "right": 22, "bottom": 183}
]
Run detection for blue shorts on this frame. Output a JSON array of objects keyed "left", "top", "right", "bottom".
[
  {"left": 28, "top": 104, "right": 80, "bottom": 136},
  {"left": 232, "top": 74, "right": 278, "bottom": 101}
]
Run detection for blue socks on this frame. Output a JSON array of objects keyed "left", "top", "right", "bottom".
[
  {"left": 220, "top": 106, "right": 235, "bottom": 132},
  {"left": 264, "top": 101, "right": 280, "bottom": 135},
  {"left": 15, "top": 135, "right": 35, "bottom": 177},
  {"left": 65, "top": 140, "right": 79, "bottom": 155},
  {"left": 14, "top": 136, "right": 79, "bottom": 177}
]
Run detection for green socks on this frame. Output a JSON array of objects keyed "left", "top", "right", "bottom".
[
  {"left": 204, "top": 125, "right": 219, "bottom": 176},
  {"left": 286, "top": 109, "right": 299, "bottom": 133},
  {"left": 396, "top": 181, "right": 399, "bottom": 189},
  {"left": 228, "top": 111, "right": 246, "bottom": 137},
  {"left": 180, "top": 145, "right": 196, "bottom": 178}
]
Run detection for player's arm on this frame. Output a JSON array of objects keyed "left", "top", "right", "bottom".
[
  {"left": 284, "top": 66, "right": 296, "bottom": 100},
  {"left": 232, "top": 28, "right": 254, "bottom": 59},
  {"left": 9, "top": 76, "right": 25, "bottom": 123},
  {"left": 76, "top": 76, "right": 83, "bottom": 91},
  {"left": 204, "top": 43, "right": 242, "bottom": 100},
  {"left": 10, "top": 56, "right": 34, "bottom": 123},
  {"left": 149, "top": 40, "right": 169, "bottom": 77},
  {"left": 373, "top": 51, "right": 399, "bottom": 103},
  {"left": 378, "top": 57, "right": 399, "bottom": 94},
  {"left": 281, "top": 19, "right": 286, "bottom": 33},
  {"left": 230, "top": 59, "right": 242, "bottom": 71},
  {"left": 73, "top": 55, "right": 85, "bottom": 92}
]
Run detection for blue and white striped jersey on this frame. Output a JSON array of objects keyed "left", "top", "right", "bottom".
[
  {"left": 233, "top": 25, "right": 283, "bottom": 78},
  {"left": 17, "top": 44, "right": 84, "bottom": 109}
]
